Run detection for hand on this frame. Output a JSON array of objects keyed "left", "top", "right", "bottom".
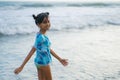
[
  {"left": 14, "top": 66, "right": 23, "bottom": 74},
  {"left": 59, "top": 59, "right": 68, "bottom": 66}
]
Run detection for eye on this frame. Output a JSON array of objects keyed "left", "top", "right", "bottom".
[{"left": 42, "top": 21, "right": 47, "bottom": 24}]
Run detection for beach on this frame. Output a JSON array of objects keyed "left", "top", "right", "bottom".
[
  {"left": 0, "top": 1, "right": 120, "bottom": 80},
  {"left": 0, "top": 26, "right": 120, "bottom": 80}
]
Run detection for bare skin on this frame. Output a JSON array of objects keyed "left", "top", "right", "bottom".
[{"left": 14, "top": 17, "right": 68, "bottom": 80}]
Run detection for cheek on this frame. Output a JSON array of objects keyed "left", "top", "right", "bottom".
[
  {"left": 48, "top": 23, "right": 51, "bottom": 27},
  {"left": 39, "top": 24, "right": 45, "bottom": 28},
  {"left": 39, "top": 23, "right": 50, "bottom": 29}
]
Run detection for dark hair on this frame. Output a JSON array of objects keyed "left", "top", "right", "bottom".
[{"left": 32, "top": 12, "right": 49, "bottom": 25}]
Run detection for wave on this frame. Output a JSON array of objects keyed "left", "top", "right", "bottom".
[
  {"left": 0, "top": 1, "right": 120, "bottom": 10},
  {"left": 0, "top": 1, "right": 54, "bottom": 10},
  {"left": 67, "top": 3, "right": 120, "bottom": 7},
  {"left": 21, "top": 2, "right": 54, "bottom": 8},
  {"left": 0, "top": 23, "right": 120, "bottom": 36},
  {"left": 107, "top": 21, "right": 120, "bottom": 25},
  {"left": 0, "top": 1, "right": 120, "bottom": 36}
]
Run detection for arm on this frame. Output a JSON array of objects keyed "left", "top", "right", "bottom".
[
  {"left": 50, "top": 48, "right": 68, "bottom": 66},
  {"left": 14, "top": 47, "right": 36, "bottom": 74},
  {"left": 50, "top": 48, "right": 62, "bottom": 61}
]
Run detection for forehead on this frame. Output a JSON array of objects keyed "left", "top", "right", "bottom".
[{"left": 43, "top": 17, "right": 49, "bottom": 21}]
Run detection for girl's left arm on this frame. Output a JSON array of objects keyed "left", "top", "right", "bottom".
[{"left": 50, "top": 48, "right": 68, "bottom": 66}]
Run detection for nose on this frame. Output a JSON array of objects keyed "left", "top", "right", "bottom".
[{"left": 47, "top": 23, "right": 50, "bottom": 27}]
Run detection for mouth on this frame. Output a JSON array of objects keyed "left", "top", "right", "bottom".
[{"left": 45, "top": 26, "right": 50, "bottom": 30}]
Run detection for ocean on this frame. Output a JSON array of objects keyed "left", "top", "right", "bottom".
[{"left": 0, "top": 1, "right": 120, "bottom": 80}]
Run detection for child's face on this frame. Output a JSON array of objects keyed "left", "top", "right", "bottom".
[{"left": 38, "top": 17, "right": 50, "bottom": 31}]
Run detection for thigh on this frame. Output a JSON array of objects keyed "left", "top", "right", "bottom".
[
  {"left": 37, "top": 68, "right": 45, "bottom": 80},
  {"left": 41, "top": 65, "right": 52, "bottom": 80}
]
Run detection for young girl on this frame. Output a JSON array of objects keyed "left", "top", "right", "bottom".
[{"left": 14, "top": 12, "right": 68, "bottom": 80}]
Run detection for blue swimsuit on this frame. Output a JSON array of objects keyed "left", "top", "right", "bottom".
[{"left": 33, "top": 32, "right": 52, "bottom": 67}]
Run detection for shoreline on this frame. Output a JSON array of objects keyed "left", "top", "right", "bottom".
[{"left": 0, "top": 26, "right": 120, "bottom": 80}]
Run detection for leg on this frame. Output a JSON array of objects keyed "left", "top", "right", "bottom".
[
  {"left": 44, "top": 65, "right": 52, "bottom": 80},
  {"left": 37, "top": 68, "right": 46, "bottom": 80},
  {"left": 40, "top": 65, "right": 52, "bottom": 80}
]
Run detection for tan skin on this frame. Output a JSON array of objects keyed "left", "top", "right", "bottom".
[{"left": 14, "top": 17, "right": 68, "bottom": 80}]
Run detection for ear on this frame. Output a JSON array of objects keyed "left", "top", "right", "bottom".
[
  {"left": 37, "top": 23, "right": 40, "bottom": 26},
  {"left": 37, "top": 23, "right": 42, "bottom": 27}
]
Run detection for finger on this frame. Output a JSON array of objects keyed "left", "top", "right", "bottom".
[
  {"left": 62, "top": 61, "right": 68, "bottom": 66},
  {"left": 64, "top": 59, "right": 68, "bottom": 61}
]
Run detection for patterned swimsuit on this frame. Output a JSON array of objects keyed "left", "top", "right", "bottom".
[{"left": 33, "top": 32, "right": 52, "bottom": 67}]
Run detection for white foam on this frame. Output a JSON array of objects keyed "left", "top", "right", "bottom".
[{"left": 0, "top": 2, "right": 120, "bottom": 36}]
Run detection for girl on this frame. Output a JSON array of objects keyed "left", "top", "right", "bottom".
[{"left": 14, "top": 12, "right": 68, "bottom": 80}]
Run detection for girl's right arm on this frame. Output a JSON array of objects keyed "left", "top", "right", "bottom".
[{"left": 14, "top": 47, "right": 36, "bottom": 74}]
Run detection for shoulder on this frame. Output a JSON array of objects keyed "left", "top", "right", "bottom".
[
  {"left": 35, "top": 33, "right": 44, "bottom": 41},
  {"left": 36, "top": 33, "right": 42, "bottom": 38}
]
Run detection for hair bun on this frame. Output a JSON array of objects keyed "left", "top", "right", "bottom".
[
  {"left": 32, "top": 14, "right": 37, "bottom": 20},
  {"left": 45, "top": 12, "right": 49, "bottom": 15}
]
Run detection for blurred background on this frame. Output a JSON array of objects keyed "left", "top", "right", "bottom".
[{"left": 0, "top": 0, "right": 120, "bottom": 80}]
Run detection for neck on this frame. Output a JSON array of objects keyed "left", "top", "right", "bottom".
[{"left": 39, "top": 29, "right": 47, "bottom": 35}]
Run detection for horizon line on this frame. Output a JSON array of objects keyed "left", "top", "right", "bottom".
[{"left": 1, "top": 0, "right": 120, "bottom": 3}]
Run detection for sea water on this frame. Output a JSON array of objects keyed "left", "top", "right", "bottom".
[{"left": 0, "top": 1, "right": 120, "bottom": 80}]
